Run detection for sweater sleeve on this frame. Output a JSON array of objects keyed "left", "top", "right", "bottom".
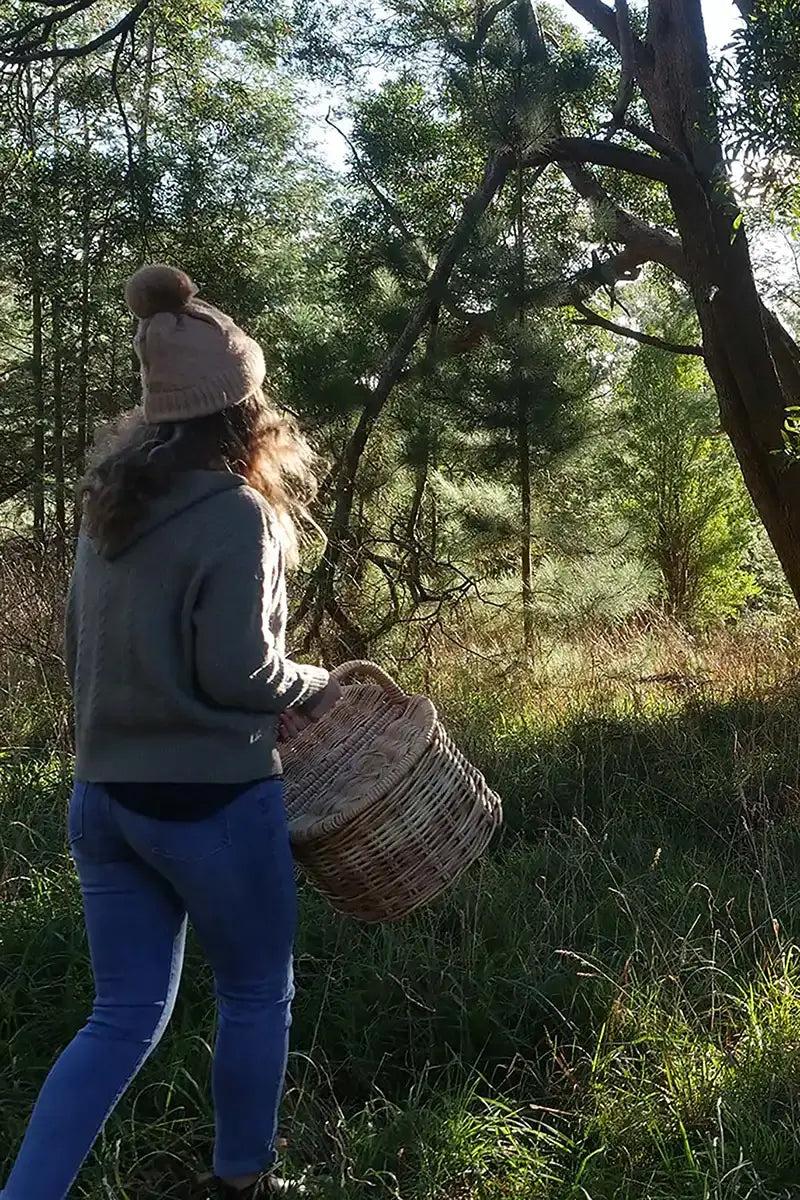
[{"left": 192, "top": 494, "right": 329, "bottom": 714}]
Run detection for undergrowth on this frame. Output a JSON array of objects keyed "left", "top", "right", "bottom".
[{"left": 4, "top": 651, "right": 800, "bottom": 1198}]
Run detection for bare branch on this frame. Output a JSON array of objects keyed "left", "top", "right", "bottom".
[
  {"left": 526, "top": 135, "right": 683, "bottom": 184},
  {"left": 573, "top": 302, "right": 703, "bottom": 354},
  {"left": 609, "top": 0, "right": 635, "bottom": 129}
]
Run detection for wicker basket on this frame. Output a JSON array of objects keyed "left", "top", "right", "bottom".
[{"left": 282, "top": 661, "right": 502, "bottom": 923}]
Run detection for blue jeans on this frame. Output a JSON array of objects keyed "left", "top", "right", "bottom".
[{"left": 1, "top": 780, "right": 297, "bottom": 1200}]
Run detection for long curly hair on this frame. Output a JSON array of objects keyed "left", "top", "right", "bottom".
[{"left": 81, "top": 393, "right": 320, "bottom": 565}]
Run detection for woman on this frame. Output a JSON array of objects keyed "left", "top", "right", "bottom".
[{"left": 1, "top": 266, "right": 340, "bottom": 1200}]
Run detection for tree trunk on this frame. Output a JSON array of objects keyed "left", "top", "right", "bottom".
[
  {"left": 637, "top": 0, "right": 800, "bottom": 603},
  {"left": 517, "top": 391, "right": 534, "bottom": 652},
  {"left": 51, "top": 298, "right": 65, "bottom": 544},
  {"left": 75, "top": 105, "right": 91, "bottom": 534},
  {"left": 407, "top": 456, "right": 428, "bottom": 543},
  {"left": 406, "top": 432, "right": 428, "bottom": 602},
  {"left": 31, "top": 280, "right": 45, "bottom": 538},
  {"left": 136, "top": 22, "right": 156, "bottom": 256},
  {"left": 405, "top": 322, "right": 440, "bottom": 601},
  {"left": 25, "top": 70, "right": 45, "bottom": 539},
  {"left": 51, "top": 68, "right": 66, "bottom": 547},
  {"left": 514, "top": 160, "right": 534, "bottom": 654}
]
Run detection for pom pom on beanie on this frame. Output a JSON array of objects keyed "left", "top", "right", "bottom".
[{"left": 125, "top": 265, "right": 197, "bottom": 319}]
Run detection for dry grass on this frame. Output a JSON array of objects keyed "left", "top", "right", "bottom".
[
  {"left": 4, "top": 543, "right": 800, "bottom": 1196},
  {"left": 408, "top": 608, "right": 800, "bottom": 722},
  {"left": 0, "top": 534, "right": 70, "bottom": 748}
]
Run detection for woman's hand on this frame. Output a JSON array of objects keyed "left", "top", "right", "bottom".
[
  {"left": 278, "top": 708, "right": 312, "bottom": 743},
  {"left": 278, "top": 676, "right": 343, "bottom": 743}
]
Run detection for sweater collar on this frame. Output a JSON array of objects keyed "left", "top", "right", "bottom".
[{"left": 100, "top": 470, "right": 246, "bottom": 559}]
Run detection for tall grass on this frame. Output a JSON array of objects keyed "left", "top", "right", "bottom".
[{"left": 4, "top": 642, "right": 800, "bottom": 1197}]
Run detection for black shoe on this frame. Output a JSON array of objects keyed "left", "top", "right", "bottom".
[{"left": 215, "top": 1174, "right": 304, "bottom": 1197}]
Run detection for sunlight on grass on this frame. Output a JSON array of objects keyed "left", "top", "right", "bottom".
[{"left": 4, "top": 663, "right": 800, "bottom": 1197}]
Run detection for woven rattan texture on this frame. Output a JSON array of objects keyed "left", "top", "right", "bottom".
[{"left": 283, "top": 662, "right": 502, "bottom": 922}]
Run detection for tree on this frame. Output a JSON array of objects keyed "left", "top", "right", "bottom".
[
  {"left": 610, "top": 344, "right": 757, "bottom": 624},
  {"left": 300, "top": 0, "right": 800, "bottom": 623},
  {"left": 6, "top": 0, "right": 800, "bottom": 655},
  {"left": 541, "top": 0, "right": 800, "bottom": 611},
  {"left": 0, "top": 0, "right": 327, "bottom": 541}
]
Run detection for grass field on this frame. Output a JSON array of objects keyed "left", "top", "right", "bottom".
[{"left": 4, "top": 635, "right": 800, "bottom": 1198}]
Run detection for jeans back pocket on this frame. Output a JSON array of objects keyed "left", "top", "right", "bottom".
[{"left": 148, "top": 811, "right": 232, "bottom": 863}]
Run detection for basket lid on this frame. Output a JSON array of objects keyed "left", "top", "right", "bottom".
[{"left": 283, "top": 663, "right": 438, "bottom": 837}]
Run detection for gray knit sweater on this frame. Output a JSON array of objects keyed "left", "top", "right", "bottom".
[{"left": 66, "top": 471, "right": 329, "bottom": 783}]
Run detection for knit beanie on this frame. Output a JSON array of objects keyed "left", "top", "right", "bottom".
[{"left": 125, "top": 264, "right": 266, "bottom": 424}]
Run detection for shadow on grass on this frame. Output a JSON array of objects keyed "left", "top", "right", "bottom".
[{"left": 3, "top": 686, "right": 800, "bottom": 1196}]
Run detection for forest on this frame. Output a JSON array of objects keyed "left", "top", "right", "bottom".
[{"left": 5, "top": 0, "right": 800, "bottom": 1196}]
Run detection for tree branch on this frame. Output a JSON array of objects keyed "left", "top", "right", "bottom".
[
  {"left": 573, "top": 301, "right": 703, "bottom": 354},
  {"left": 303, "top": 146, "right": 515, "bottom": 619},
  {"left": 0, "top": 0, "right": 153, "bottom": 64},
  {"left": 558, "top": 158, "right": 689, "bottom": 278},
  {"left": 424, "top": 0, "right": 516, "bottom": 62},
  {"left": 621, "top": 119, "right": 688, "bottom": 165},
  {"left": 325, "top": 110, "right": 431, "bottom": 270},
  {"left": 0, "top": 0, "right": 96, "bottom": 56},
  {"left": 525, "top": 135, "right": 683, "bottom": 184},
  {"left": 609, "top": 0, "right": 635, "bottom": 129},
  {"left": 476, "top": 0, "right": 518, "bottom": 42},
  {"left": 525, "top": 244, "right": 645, "bottom": 308},
  {"left": 0, "top": 472, "right": 34, "bottom": 506},
  {"left": 562, "top": 0, "right": 619, "bottom": 46}
]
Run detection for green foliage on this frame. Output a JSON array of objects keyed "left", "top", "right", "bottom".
[
  {"left": 723, "top": 0, "right": 800, "bottom": 162},
  {"left": 608, "top": 346, "right": 758, "bottom": 626},
  {"left": 0, "top": 0, "right": 795, "bottom": 650},
  {"left": 0, "top": 0, "right": 335, "bottom": 535},
  {"left": 5, "top": 2, "right": 800, "bottom": 1193}
]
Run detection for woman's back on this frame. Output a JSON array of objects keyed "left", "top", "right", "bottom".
[{"left": 67, "top": 469, "right": 325, "bottom": 787}]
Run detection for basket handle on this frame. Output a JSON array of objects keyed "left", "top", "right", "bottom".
[{"left": 332, "top": 660, "right": 408, "bottom": 703}]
